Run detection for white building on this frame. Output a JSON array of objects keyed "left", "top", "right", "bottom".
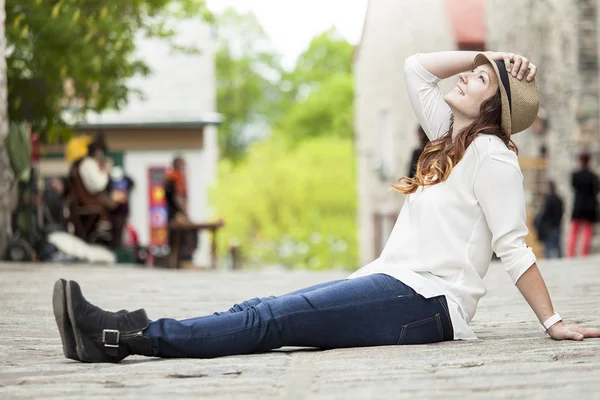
[{"left": 42, "top": 19, "right": 221, "bottom": 266}]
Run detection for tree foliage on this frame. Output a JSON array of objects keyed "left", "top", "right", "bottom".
[
  {"left": 292, "top": 28, "right": 354, "bottom": 84},
  {"left": 215, "top": 20, "right": 355, "bottom": 160},
  {"left": 279, "top": 28, "right": 354, "bottom": 111},
  {"left": 210, "top": 23, "right": 358, "bottom": 270},
  {"left": 276, "top": 74, "right": 354, "bottom": 144},
  {"left": 210, "top": 137, "right": 357, "bottom": 270},
  {"left": 5, "top": 0, "right": 211, "bottom": 142},
  {"left": 273, "top": 28, "right": 355, "bottom": 147},
  {"left": 215, "top": 8, "right": 282, "bottom": 161}
]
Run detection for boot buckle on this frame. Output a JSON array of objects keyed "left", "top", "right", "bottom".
[{"left": 102, "top": 329, "right": 120, "bottom": 348}]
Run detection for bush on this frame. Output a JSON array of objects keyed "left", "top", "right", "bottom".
[{"left": 210, "top": 136, "right": 357, "bottom": 270}]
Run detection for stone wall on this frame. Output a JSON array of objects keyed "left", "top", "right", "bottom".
[
  {"left": 575, "top": 0, "right": 600, "bottom": 250},
  {"left": 577, "top": 0, "right": 600, "bottom": 151},
  {"left": 488, "top": 0, "right": 578, "bottom": 182}
]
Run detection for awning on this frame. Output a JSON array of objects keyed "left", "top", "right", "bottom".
[{"left": 444, "top": 0, "right": 486, "bottom": 49}]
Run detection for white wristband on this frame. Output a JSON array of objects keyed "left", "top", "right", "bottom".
[{"left": 539, "top": 313, "right": 562, "bottom": 334}]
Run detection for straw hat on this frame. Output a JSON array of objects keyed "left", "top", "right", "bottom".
[{"left": 473, "top": 53, "right": 540, "bottom": 135}]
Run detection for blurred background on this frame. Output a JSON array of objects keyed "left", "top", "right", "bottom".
[{"left": 0, "top": 0, "right": 598, "bottom": 271}]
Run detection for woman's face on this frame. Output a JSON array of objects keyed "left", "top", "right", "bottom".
[{"left": 444, "top": 63, "right": 499, "bottom": 120}]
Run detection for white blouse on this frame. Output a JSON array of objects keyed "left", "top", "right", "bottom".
[
  {"left": 79, "top": 157, "right": 109, "bottom": 194},
  {"left": 348, "top": 54, "right": 537, "bottom": 340}
]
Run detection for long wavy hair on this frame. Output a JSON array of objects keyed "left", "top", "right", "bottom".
[{"left": 393, "top": 89, "right": 518, "bottom": 194}]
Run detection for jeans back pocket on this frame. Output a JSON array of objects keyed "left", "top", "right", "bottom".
[{"left": 397, "top": 313, "right": 443, "bottom": 345}]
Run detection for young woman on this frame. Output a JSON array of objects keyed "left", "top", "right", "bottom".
[{"left": 53, "top": 51, "right": 600, "bottom": 363}]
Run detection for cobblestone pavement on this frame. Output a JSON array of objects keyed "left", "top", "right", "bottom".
[{"left": 1, "top": 257, "right": 599, "bottom": 399}]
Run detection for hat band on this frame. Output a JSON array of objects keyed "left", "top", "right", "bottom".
[{"left": 494, "top": 61, "right": 512, "bottom": 112}]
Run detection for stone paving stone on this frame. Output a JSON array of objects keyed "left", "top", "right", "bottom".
[{"left": 0, "top": 257, "right": 599, "bottom": 399}]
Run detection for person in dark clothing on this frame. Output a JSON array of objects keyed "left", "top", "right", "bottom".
[
  {"left": 164, "top": 157, "right": 187, "bottom": 222},
  {"left": 567, "top": 152, "right": 599, "bottom": 257},
  {"left": 67, "top": 133, "right": 118, "bottom": 243},
  {"left": 106, "top": 167, "right": 135, "bottom": 248},
  {"left": 164, "top": 156, "right": 197, "bottom": 262},
  {"left": 407, "top": 126, "right": 430, "bottom": 177},
  {"left": 42, "top": 177, "right": 67, "bottom": 232},
  {"left": 534, "top": 181, "right": 564, "bottom": 259}
]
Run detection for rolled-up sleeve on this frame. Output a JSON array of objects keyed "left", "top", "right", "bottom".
[
  {"left": 403, "top": 54, "right": 452, "bottom": 141},
  {"left": 473, "top": 152, "right": 536, "bottom": 284}
]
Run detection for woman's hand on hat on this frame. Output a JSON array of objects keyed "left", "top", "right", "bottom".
[
  {"left": 508, "top": 53, "right": 537, "bottom": 81},
  {"left": 485, "top": 52, "right": 537, "bottom": 82},
  {"left": 546, "top": 321, "right": 600, "bottom": 341}
]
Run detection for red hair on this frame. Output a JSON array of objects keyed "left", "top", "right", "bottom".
[{"left": 393, "top": 90, "right": 517, "bottom": 194}]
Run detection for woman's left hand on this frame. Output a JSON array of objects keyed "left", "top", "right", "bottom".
[
  {"left": 485, "top": 52, "right": 537, "bottom": 82},
  {"left": 508, "top": 53, "right": 537, "bottom": 82},
  {"left": 547, "top": 321, "right": 600, "bottom": 341}
]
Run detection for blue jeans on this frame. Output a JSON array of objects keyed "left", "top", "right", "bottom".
[
  {"left": 144, "top": 273, "right": 454, "bottom": 358},
  {"left": 544, "top": 227, "right": 562, "bottom": 259}
]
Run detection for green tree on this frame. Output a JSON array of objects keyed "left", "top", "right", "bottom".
[
  {"left": 277, "top": 74, "right": 354, "bottom": 144},
  {"left": 279, "top": 28, "right": 354, "bottom": 110},
  {"left": 5, "top": 0, "right": 212, "bottom": 142},
  {"left": 210, "top": 136, "right": 357, "bottom": 270},
  {"left": 274, "top": 28, "right": 355, "bottom": 145},
  {"left": 215, "top": 9, "right": 282, "bottom": 161},
  {"left": 210, "top": 27, "right": 358, "bottom": 271},
  {"left": 0, "top": 0, "right": 14, "bottom": 256},
  {"left": 215, "top": 24, "right": 355, "bottom": 160}
]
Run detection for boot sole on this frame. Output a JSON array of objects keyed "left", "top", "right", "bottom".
[
  {"left": 52, "top": 279, "right": 80, "bottom": 361},
  {"left": 66, "top": 281, "right": 113, "bottom": 363}
]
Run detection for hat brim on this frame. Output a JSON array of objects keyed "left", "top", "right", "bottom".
[{"left": 473, "top": 54, "right": 512, "bottom": 136}]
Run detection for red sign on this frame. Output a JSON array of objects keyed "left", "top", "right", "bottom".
[{"left": 148, "top": 167, "right": 168, "bottom": 247}]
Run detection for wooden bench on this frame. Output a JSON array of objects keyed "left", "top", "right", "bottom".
[
  {"left": 67, "top": 202, "right": 105, "bottom": 242},
  {"left": 168, "top": 219, "right": 225, "bottom": 269}
]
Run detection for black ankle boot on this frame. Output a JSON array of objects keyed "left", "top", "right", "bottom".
[
  {"left": 66, "top": 280, "right": 153, "bottom": 363},
  {"left": 53, "top": 279, "right": 129, "bottom": 361}
]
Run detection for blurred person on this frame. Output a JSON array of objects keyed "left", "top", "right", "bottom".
[
  {"left": 407, "top": 125, "right": 430, "bottom": 177},
  {"left": 107, "top": 166, "right": 135, "bottom": 248},
  {"left": 164, "top": 156, "right": 187, "bottom": 222},
  {"left": 42, "top": 177, "right": 67, "bottom": 231},
  {"left": 53, "top": 51, "right": 599, "bottom": 364},
  {"left": 534, "top": 181, "right": 564, "bottom": 259},
  {"left": 567, "top": 152, "right": 600, "bottom": 257},
  {"left": 67, "top": 133, "right": 118, "bottom": 242},
  {"left": 164, "top": 156, "right": 197, "bottom": 262},
  {"left": 79, "top": 134, "right": 112, "bottom": 196}
]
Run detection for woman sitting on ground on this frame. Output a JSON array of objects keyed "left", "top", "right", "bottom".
[{"left": 53, "top": 51, "right": 600, "bottom": 363}]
